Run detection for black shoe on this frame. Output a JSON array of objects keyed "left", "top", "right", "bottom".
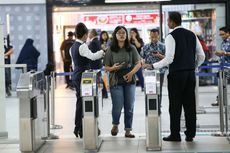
[
  {"left": 163, "top": 135, "right": 181, "bottom": 142},
  {"left": 211, "top": 102, "right": 219, "bottom": 106},
  {"left": 185, "top": 137, "right": 193, "bottom": 142},
  {"left": 98, "top": 128, "right": 101, "bottom": 136},
  {"left": 74, "top": 130, "right": 83, "bottom": 138},
  {"left": 68, "top": 85, "right": 75, "bottom": 90}
]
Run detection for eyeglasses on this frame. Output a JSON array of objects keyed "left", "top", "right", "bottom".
[{"left": 116, "top": 32, "right": 126, "bottom": 35}]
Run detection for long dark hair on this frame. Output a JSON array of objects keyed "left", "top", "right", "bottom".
[
  {"left": 99, "top": 31, "right": 109, "bottom": 44},
  {"left": 130, "top": 28, "right": 142, "bottom": 43},
  {"left": 110, "top": 26, "right": 131, "bottom": 52}
]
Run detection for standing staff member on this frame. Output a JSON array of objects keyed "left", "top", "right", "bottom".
[
  {"left": 70, "top": 23, "right": 104, "bottom": 138},
  {"left": 60, "top": 31, "right": 75, "bottom": 89},
  {"left": 143, "top": 12, "right": 205, "bottom": 142}
]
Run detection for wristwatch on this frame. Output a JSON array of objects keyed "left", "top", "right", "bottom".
[{"left": 152, "top": 64, "right": 154, "bottom": 69}]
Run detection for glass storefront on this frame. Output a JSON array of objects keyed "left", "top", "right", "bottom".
[
  {"left": 52, "top": 4, "right": 161, "bottom": 71},
  {"left": 162, "top": 3, "right": 226, "bottom": 60},
  {"left": 52, "top": 2, "right": 226, "bottom": 72}
]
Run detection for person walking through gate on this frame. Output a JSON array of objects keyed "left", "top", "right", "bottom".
[
  {"left": 141, "top": 28, "right": 166, "bottom": 109},
  {"left": 143, "top": 12, "right": 205, "bottom": 142},
  {"left": 104, "top": 26, "right": 141, "bottom": 138}
]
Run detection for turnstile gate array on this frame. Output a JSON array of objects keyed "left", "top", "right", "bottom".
[
  {"left": 144, "top": 70, "right": 162, "bottom": 151},
  {"left": 81, "top": 70, "right": 102, "bottom": 152},
  {"left": 17, "top": 71, "right": 48, "bottom": 152}
]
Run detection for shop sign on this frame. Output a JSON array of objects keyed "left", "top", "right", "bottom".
[
  {"left": 124, "top": 13, "right": 159, "bottom": 24},
  {"left": 83, "top": 13, "right": 160, "bottom": 25},
  {"left": 84, "top": 15, "right": 123, "bottom": 25}
]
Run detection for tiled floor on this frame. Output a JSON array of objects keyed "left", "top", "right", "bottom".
[{"left": 1, "top": 78, "right": 230, "bottom": 153}]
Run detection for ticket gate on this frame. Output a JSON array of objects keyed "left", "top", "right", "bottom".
[
  {"left": 17, "top": 71, "right": 48, "bottom": 152},
  {"left": 81, "top": 70, "right": 102, "bottom": 152},
  {"left": 144, "top": 70, "right": 162, "bottom": 151}
]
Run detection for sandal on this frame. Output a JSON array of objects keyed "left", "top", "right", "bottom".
[
  {"left": 111, "top": 126, "right": 118, "bottom": 136},
  {"left": 125, "top": 133, "right": 135, "bottom": 138}
]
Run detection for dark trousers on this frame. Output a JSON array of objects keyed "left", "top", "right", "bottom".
[
  {"left": 159, "top": 73, "right": 165, "bottom": 106},
  {"left": 73, "top": 76, "right": 83, "bottom": 133},
  {"left": 167, "top": 70, "right": 196, "bottom": 138},
  {"left": 64, "top": 61, "right": 72, "bottom": 85},
  {"left": 136, "top": 67, "right": 144, "bottom": 88},
  {"left": 5, "top": 59, "right": 11, "bottom": 93}
]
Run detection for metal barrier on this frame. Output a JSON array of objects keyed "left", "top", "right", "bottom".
[
  {"left": 226, "top": 68, "right": 230, "bottom": 141},
  {"left": 211, "top": 67, "right": 230, "bottom": 138},
  {"left": 144, "top": 70, "right": 161, "bottom": 151},
  {"left": 0, "top": 63, "right": 27, "bottom": 138},
  {"left": 49, "top": 72, "right": 63, "bottom": 129},
  {"left": 0, "top": 64, "right": 27, "bottom": 73},
  {"left": 81, "top": 70, "right": 102, "bottom": 152},
  {"left": 16, "top": 71, "right": 48, "bottom": 152}
]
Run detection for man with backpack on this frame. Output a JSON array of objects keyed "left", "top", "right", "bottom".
[{"left": 60, "top": 31, "right": 75, "bottom": 89}]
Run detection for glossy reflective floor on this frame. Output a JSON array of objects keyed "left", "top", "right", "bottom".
[{"left": 1, "top": 78, "right": 230, "bottom": 153}]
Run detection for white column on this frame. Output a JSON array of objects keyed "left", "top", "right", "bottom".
[{"left": 0, "top": 24, "right": 8, "bottom": 138}]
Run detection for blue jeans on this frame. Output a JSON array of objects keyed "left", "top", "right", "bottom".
[{"left": 110, "top": 84, "right": 136, "bottom": 130}]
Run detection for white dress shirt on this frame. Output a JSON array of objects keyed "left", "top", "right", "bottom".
[
  {"left": 153, "top": 26, "right": 205, "bottom": 70},
  {"left": 76, "top": 39, "right": 104, "bottom": 61}
]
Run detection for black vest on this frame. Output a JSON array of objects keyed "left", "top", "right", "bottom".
[
  {"left": 70, "top": 41, "right": 90, "bottom": 80},
  {"left": 88, "top": 37, "right": 102, "bottom": 69},
  {"left": 169, "top": 28, "right": 196, "bottom": 72}
]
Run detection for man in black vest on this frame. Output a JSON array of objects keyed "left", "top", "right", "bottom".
[
  {"left": 70, "top": 23, "right": 104, "bottom": 138},
  {"left": 143, "top": 12, "right": 205, "bottom": 142}
]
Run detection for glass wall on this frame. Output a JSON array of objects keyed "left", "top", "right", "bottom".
[
  {"left": 162, "top": 3, "right": 226, "bottom": 60},
  {"left": 52, "top": 4, "right": 161, "bottom": 72}
]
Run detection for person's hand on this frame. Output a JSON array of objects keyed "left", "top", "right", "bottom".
[
  {"left": 142, "top": 63, "right": 153, "bottom": 70},
  {"left": 123, "top": 72, "right": 133, "bottom": 82},
  {"left": 152, "top": 51, "right": 160, "bottom": 57},
  {"left": 215, "top": 50, "right": 225, "bottom": 56},
  {"left": 112, "top": 63, "right": 124, "bottom": 72}
]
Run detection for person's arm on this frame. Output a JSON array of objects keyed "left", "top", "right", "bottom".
[
  {"left": 105, "top": 63, "right": 124, "bottom": 72},
  {"left": 124, "top": 48, "right": 141, "bottom": 82},
  {"left": 152, "top": 34, "right": 175, "bottom": 69},
  {"left": 195, "top": 36, "right": 205, "bottom": 67},
  {"left": 4, "top": 47, "right": 13, "bottom": 56},
  {"left": 79, "top": 43, "right": 104, "bottom": 61},
  {"left": 124, "top": 60, "right": 141, "bottom": 82},
  {"left": 133, "top": 37, "right": 142, "bottom": 48},
  {"left": 60, "top": 41, "right": 65, "bottom": 61}
]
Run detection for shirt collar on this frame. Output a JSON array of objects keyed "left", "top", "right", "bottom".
[
  {"left": 225, "top": 37, "right": 230, "bottom": 43},
  {"left": 76, "top": 39, "right": 84, "bottom": 44},
  {"left": 171, "top": 25, "right": 183, "bottom": 32},
  {"left": 151, "top": 41, "right": 159, "bottom": 46},
  {"left": 90, "top": 36, "right": 97, "bottom": 41}
]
